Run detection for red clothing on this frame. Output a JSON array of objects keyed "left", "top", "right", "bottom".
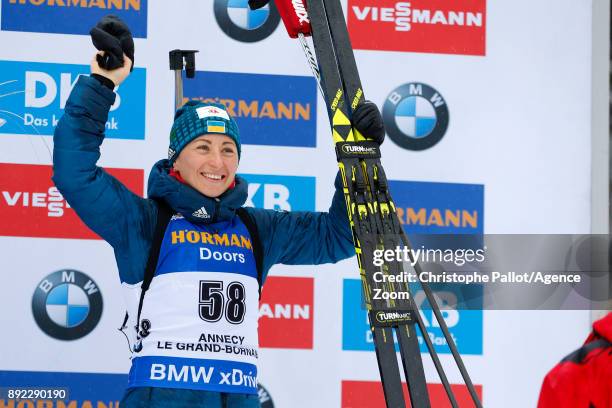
[
  {"left": 537, "top": 313, "right": 612, "bottom": 408},
  {"left": 169, "top": 168, "right": 187, "bottom": 184}
]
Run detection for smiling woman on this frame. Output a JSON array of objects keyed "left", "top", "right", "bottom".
[
  {"left": 172, "top": 135, "right": 239, "bottom": 198},
  {"left": 50, "top": 14, "right": 385, "bottom": 408},
  {"left": 169, "top": 102, "right": 241, "bottom": 198}
]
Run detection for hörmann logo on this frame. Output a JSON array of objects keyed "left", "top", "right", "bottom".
[
  {"left": 348, "top": 0, "right": 486, "bottom": 56},
  {"left": 1, "top": 0, "right": 148, "bottom": 37},
  {"left": 0, "top": 60, "right": 146, "bottom": 139},
  {"left": 171, "top": 231, "right": 252, "bottom": 249},
  {"left": 397, "top": 207, "right": 478, "bottom": 229},
  {"left": 0, "top": 163, "right": 143, "bottom": 239},
  {"left": 259, "top": 277, "right": 314, "bottom": 349},
  {"left": 388, "top": 179, "right": 483, "bottom": 234},
  {"left": 184, "top": 71, "right": 317, "bottom": 148},
  {"left": 189, "top": 98, "right": 311, "bottom": 122},
  {"left": 214, "top": 0, "right": 281, "bottom": 43}
]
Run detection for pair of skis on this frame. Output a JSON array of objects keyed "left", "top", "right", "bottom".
[
  {"left": 170, "top": 0, "right": 483, "bottom": 405},
  {"left": 259, "top": 0, "right": 483, "bottom": 407}
]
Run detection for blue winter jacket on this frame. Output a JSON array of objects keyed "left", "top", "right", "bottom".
[
  {"left": 52, "top": 76, "right": 355, "bottom": 407},
  {"left": 52, "top": 76, "right": 355, "bottom": 285}
]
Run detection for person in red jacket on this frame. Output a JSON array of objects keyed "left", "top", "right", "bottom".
[{"left": 537, "top": 312, "right": 611, "bottom": 408}]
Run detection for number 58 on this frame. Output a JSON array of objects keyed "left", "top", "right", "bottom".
[{"left": 199, "top": 280, "right": 246, "bottom": 324}]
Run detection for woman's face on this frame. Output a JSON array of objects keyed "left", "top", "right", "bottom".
[{"left": 172, "top": 134, "right": 239, "bottom": 198}]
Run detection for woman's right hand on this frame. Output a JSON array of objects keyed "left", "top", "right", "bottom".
[{"left": 91, "top": 51, "right": 132, "bottom": 87}]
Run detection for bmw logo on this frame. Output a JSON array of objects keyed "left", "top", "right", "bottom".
[
  {"left": 214, "top": 0, "right": 281, "bottom": 43},
  {"left": 32, "top": 270, "right": 103, "bottom": 340},
  {"left": 383, "top": 83, "right": 449, "bottom": 151},
  {"left": 258, "top": 384, "right": 275, "bottom": 408}
]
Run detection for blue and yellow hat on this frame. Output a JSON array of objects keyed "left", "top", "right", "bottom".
[{"left": 168, "top": 101, "right": 240, "bottom": 162}]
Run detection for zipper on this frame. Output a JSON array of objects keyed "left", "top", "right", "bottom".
[{"left": 211, "top": 197, "right": 220, "bottom": 224}]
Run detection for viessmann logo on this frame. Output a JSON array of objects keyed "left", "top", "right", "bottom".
[
  {"left": 0, "top": 60, "right": 146, "bottom": 139},
  {"left": 183, "top": 71, "right": 317, "bottom": 148},
  {"left": 258, "top": 277, "right": 313, "bottom": 349},
  {"left": 1, "top": 0, "right": 148, "bottom": 37},
  {"left": 0, "top": 163, "right": 143, "bottom": 239},
  {"left": 348, "top": 0, "right": 486, "bottom": 56}
]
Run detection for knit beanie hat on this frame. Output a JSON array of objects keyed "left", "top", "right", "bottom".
[{"left": 168, "top": 101, "right": 241, "bottom": 162}]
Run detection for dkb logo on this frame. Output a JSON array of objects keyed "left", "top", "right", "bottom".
[
  {"left": 0, "top": 60, "right": 146, "bottom": 139},
  {"left": 241, "top": 174, "right": 315, "bottom": 211}
]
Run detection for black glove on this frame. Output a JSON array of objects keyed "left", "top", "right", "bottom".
[
  {"left": 248, "top": 0, "right": 271, "bottom": 10},
  {"left": 90, "top": 14, "right": 134, "bottom": 72},
  {"left": 352, "top": 100, "right": 385, "bottom": 144}
]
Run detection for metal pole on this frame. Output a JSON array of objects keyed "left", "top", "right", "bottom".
[
  {"left": 174, "top": 69, "right": 183, "bottom": 111},
  {"left": 169, "top": 49, "right": 199, "bottom": 112},
  {"left": 400, "top": 229, "right": 483, "bottom": 408}
]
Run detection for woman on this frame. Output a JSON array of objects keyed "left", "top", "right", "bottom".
[{"left": 53, "top": 51, "right": 384, "bottom": 408}]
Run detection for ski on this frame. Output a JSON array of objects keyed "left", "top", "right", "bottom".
[
  {"left": 315, "top": 3, "right": 485, "bottom": 399},
  {"left": 305, "top": 1, "right": 429, "bottom": 405},
  {"left": 252, "top": 0, "right": 484, "bottom": 406}
]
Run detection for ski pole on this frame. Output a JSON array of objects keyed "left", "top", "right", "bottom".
[{"left": 400, "top": 230, "right": 484, "bottom": 408}]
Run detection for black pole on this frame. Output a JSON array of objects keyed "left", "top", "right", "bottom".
[{"left": 168, "top": 49, "right": 199, "bottom": 111}]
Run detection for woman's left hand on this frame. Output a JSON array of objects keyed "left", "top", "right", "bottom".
[{"left": 352, "top": 100, "right": 385, "bottom": 144}]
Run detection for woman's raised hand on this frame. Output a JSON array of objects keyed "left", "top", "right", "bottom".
[{"left": 90, "top": 51, "right": 132, "bottom": 87}]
